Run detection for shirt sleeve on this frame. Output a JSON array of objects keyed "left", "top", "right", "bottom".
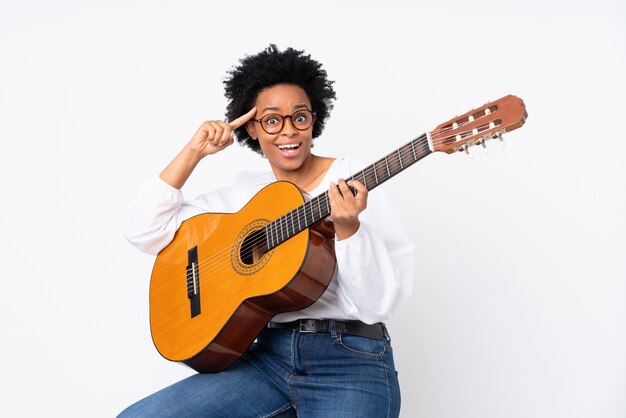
[
  {"left": 124, "top": 173, "right": 272, "bottom": 255},
  {"left": 331, "top": 161, "right": 415, "bottom": 324},
  {"left": 123, "top": 177, "right": 190, "bottom": 255}
]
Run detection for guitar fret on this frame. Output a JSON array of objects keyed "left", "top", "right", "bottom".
[
  {"left": 354, "top": 171, "right": 363, "bottom": 186},
  {"left": 297, "top": 206, "right": 302, "bottom": 231},
  {"left": 317, "top": 196, "right": 322, "bottom": 219},
  {"left": 284, "top": 213, "right": 288, "bottom": 239},
  {"left": 366, "top": 169, "right": 376, "bottom": 189},
  {"left": 325, "top": 192, "right": 330, "bottom": 215},
  {"left": 397, "top": 149, "right": 403, "bottom": 169},
  {"left": 384, "top": 156, "right": 391, "bottom": 177},
  {"left": 285, "top": 212, "right": 293, "bottom": 239},
  {"left": 410, "top": 139, "right": 417, "bottom": 161},
  {"left": 373, "top": 162, "right": 379, "bottom": 184},
  {"left": 274, "top": 218, "right": 280, "bottom": 244},
  {"left": 272, "top": 221, "right": 277, "bottom": 247}
]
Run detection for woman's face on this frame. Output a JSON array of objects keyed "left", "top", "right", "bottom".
[{"left": 246, "top": 83, "right": 316, "bottom": 176}]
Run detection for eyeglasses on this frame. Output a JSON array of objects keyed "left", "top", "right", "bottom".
[{"left": 252, "top": 109, "right": 316, "bottom": 134}]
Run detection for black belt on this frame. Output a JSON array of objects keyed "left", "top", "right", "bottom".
[{"left": 267, "top": 319, "right": 387, "bottom": 340}]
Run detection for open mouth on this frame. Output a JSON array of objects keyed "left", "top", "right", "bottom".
[{"left": 275, "top": 143, "right": 302, "bottom": 154}]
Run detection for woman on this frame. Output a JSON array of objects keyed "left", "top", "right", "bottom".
[{"left": 121, "top": 45, "right": 414, "bottom": 418}]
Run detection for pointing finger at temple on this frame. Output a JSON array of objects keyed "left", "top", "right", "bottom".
[{"left": 228, "top": 107, "right": 257, "bottom": 129}]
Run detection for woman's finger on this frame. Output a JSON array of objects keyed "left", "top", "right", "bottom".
[
  {"left": 228, "top": 107, "right": 257, "bottom": 129},
  {"left": 208, "top": 121, "right": 224, "bottom": 145},
  {"left": 218, "top": 122, "right": 232, "bottom": 146},
  {"left": 348, "top": 180, "right": 368, "bottom": 206}
]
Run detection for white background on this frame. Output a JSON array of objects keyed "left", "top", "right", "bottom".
[{"left": 1, "top": 0, "right": 624, "bottom": 417}]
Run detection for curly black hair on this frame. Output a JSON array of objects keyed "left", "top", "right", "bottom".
[{"left": 224, "top": 44, "right": 336, "bottom": 155}]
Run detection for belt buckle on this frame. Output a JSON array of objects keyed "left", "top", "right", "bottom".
[{"left": 298, "top": 319, "right": 316, "bottom": 333}]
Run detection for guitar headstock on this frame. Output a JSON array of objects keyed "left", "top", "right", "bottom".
[{"left": 429, "top": 95, "right": 528, "bottom": 154}]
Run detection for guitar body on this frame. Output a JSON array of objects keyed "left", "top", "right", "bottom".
[{"left": 149, "top": 181, "right": 337, "bottom": 373}]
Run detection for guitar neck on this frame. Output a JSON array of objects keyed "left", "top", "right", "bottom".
[{"left": 265, "top": 133, "right": 432, "bottom": 250}]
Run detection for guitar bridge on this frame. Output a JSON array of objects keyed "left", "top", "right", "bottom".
[{"left": 186, "top": 246, "right": 201, "bottom": 318}]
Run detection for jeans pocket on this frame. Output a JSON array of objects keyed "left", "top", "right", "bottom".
[{"left": 335, "top": 334, "right": 389, "bottom": 359}]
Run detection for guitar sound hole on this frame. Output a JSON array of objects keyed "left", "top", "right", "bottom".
[{"left": 240, "top": 229, "right": 268, "bottom": 265}]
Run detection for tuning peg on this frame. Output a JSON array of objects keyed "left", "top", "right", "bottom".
[
  {"left": 479, "top": 138, "right": 489, "bottom": 154},
  {"left": 497, "top": 132, "right": 505, "bottom": 148},
  {"left": 463, "top": 144, "right": 474, "bottom": 159},
  {"left": 475, "top": 138, "right": 487, "bottom": 148}
]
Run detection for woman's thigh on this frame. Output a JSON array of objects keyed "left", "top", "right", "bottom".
[
  {"left": 290, "top": 332, "right": 401, "bottom": 418},
  {"left": 117, "top": 356, "right": 293, "bottom": 418}
]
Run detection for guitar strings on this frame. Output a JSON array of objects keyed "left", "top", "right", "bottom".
[
  {"left": 151, "top": 138, "right": 430, "bottom": 281},
  {"left": 160, "top": 126, "right": 479, "bottom": 282},
  {"left": 191, "top": 119, "right": 505, "bottom": 279},
  {"left": 184, "top": 143, "right": 433, "bottom": 285},
  {"left": 154, "top": 122, "right": 499, "bottom": 283},
  {"left": 428, "top": 109, "right": 504, "bottom": 141},
  {"left": 173, "top": 140, "right": 434, "bottom": 282}
]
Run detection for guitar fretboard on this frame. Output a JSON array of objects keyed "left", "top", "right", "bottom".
[{"left": 265, "top": 133, "right": 432, "bottom": 251}]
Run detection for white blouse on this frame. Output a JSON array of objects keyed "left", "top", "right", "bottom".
[{"left": 124, "top": 157, "right": 414, "bottom": 324}]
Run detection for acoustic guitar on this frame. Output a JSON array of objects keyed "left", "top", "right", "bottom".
[{"left": 149, "top": 95, "right": 528, "bottom": 373}]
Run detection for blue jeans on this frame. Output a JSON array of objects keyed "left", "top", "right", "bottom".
[{"left": 118, "top": 320, "right": 400, "bottom": 417}]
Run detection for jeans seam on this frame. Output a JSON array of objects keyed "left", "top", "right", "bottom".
[
  {"left": 288, "top": 330, "right": 300, "bottom": 414},
  {"left": 242, "top": 350, "right": 291, "bottom": 401},
  {"left": 335, "top": 334, "right": 385, "bottom": 359},
  {"left": 259, "top": 402, "right": 293, "bottom": 418},
  {"left": 291, "top": 330, "right": 297, "bottom": 371},
  {"left": 288, "top": 374, "right": 299, "bottom": 413},
  {"left": 382, "top": 348, "right": 392, "bottom": 418},
  {"left": 302, "top": 334, "right": 310, "bottom": 375}
]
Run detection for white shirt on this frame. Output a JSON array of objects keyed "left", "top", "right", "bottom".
[{"left": 124, "top": 157, "right": 414, "bottom": 324}]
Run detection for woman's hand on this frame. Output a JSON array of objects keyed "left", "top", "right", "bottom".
[
  {"left": 328, "top": 179, "right": 368, "bottom": 240},
  {"left": 159, "top": 107, "right": 257, "bottom": 189},
  {"left": 188, "top": 107, "right": 257, "bottom": 158}
]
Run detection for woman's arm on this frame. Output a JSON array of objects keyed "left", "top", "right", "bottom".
[
  {"left": 333, "top": 188, "right": 415, "bottom": 324},
  {"left": 160, "top": 107, "right": 257, "bottom": 189},
  {"left": 124, "top": 108, "right": 257, "bottom": 254},
  {"left": 327, "top": 158, "right": 415, "bottom": 323}
]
